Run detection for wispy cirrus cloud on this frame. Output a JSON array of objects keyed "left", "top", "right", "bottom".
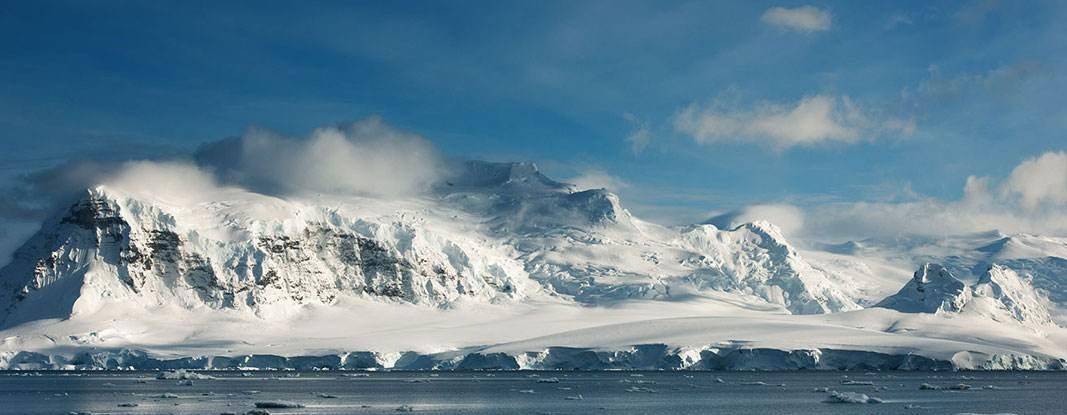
[
  {"left": 623, "top": 113, "right": 651, "bottom": 155},
  {"left": 760, "top": 6, "right": 831, "bottom": 32}
]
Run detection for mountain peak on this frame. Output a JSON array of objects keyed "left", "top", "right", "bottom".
[
  {"left": 440, "top": 160, "right": 571, "bottom": 195},
  {"left": 875, "top": 263, "right": 970, "bottom": 314},
  {"left": 876, "top": 262, "right": 1058, "bottom": 330}
]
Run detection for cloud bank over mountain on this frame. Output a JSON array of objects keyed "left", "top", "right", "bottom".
[
  {"left": 194, "top": 116, "right": 445, "bottom": 198},
  {"left": 0, "top": 115, "right": 1062, "bottom": 269},
  {"left": 716, "top": 151, "right": 1067, "bottom": 241}
]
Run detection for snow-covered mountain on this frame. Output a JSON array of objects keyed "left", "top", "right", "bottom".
[
  {"left": 875, "top": 263, "right": 971, "bottom": 314},
  {"left": 876, "top": 262, "right": 1056, "bottom": 331},
  {"left": 0, "top": 161, "right": 857, "bottom": 326},
  {"left": 811, "top": 232, "right": 1067, "bottom": 325},
  {"left": 1, "top": 161, "right": 1065, "bottom": 370}
]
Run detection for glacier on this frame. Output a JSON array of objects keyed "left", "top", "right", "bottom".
[{"left": 1, "top": 161, "right": 1065, "bottom": 370}]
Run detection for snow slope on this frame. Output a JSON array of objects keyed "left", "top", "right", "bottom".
[
  {"left": 876, "top": 263, "right": 971, "bottom": 314},
  {"left": 814, "top": 232, "right": 1067, "bottom": 325},
  {"left": 0, "top": 161, "right": 1065, "bottom": 370}
]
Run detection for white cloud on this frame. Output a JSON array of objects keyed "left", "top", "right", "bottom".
[
  {"left": 197, "top": 116, "right": 445, "bottom": 198},
  {"left": 761, "top": 6, "right": 831, "bottom": 32},
  {"left": 884, "top": 13, "right": 914, "bottom": 30},
  {"left": 623, "top": 113, "right": 651, "bottom": 155},
  {"left": 101, "top": 161, "right": 225, "bottom": 204},
  {"left": 566, "top": 169, "right": 630, "bottom": 193},
  {"left": 707, "top": 204, "right": 806, "bottom": 237},
  {"left": 673, "top": 95, "right": 913, "bottom": 150},
  {"left": 723, "top": 151, "right": 1067, "bottom": 240},
  {"left": 1002, "top": 151, "right": 1067, "bottom": 211}
]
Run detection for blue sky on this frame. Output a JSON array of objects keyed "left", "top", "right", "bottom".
[{"left": 1, "top": 0, "right": 1065, "bottom": 226}]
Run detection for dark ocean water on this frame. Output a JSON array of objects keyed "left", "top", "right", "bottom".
[{"left": 0, "top": 371, "right": 1062, "bottom": 414}]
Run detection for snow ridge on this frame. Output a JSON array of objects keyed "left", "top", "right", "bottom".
[
  {"left": 877, "top": 262, "right": 1057, "bottom": 330},
  {"left": 678, "top": 222, "right": 859, "bottom": 314},
  {"left": 875, "top": 263, "right": 970, "bottom": 314}
]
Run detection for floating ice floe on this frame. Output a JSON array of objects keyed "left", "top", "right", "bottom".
[
  {"left": 823, "top": 390, "right": 883, "bottom": 404},
  {"left": 156, "top": 369, "right": 214, "bottom": 380},
  {"left": 920, "top": 383, "right": 972, "bottom": 391}
]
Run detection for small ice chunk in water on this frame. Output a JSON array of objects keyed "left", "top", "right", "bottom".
[
  {"left": 823, "top": 390, "right": 883, "bottom": 404},
  {"left": 396, "top": 405, "right": 415, "bottom": 412},
  {"left": 537, "top": 377, "right": 561, "bottom": 383},
  {"left": 156, "top": 369, "right": 214, "bottom": 380}
]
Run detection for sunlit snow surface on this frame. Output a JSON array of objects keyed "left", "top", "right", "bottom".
[
  {"left": 1, "top": 162, "right": 1066, "bottom": 370},
  {"left": 0, "top": 371, "right": 1063, "bottom": 415}
]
